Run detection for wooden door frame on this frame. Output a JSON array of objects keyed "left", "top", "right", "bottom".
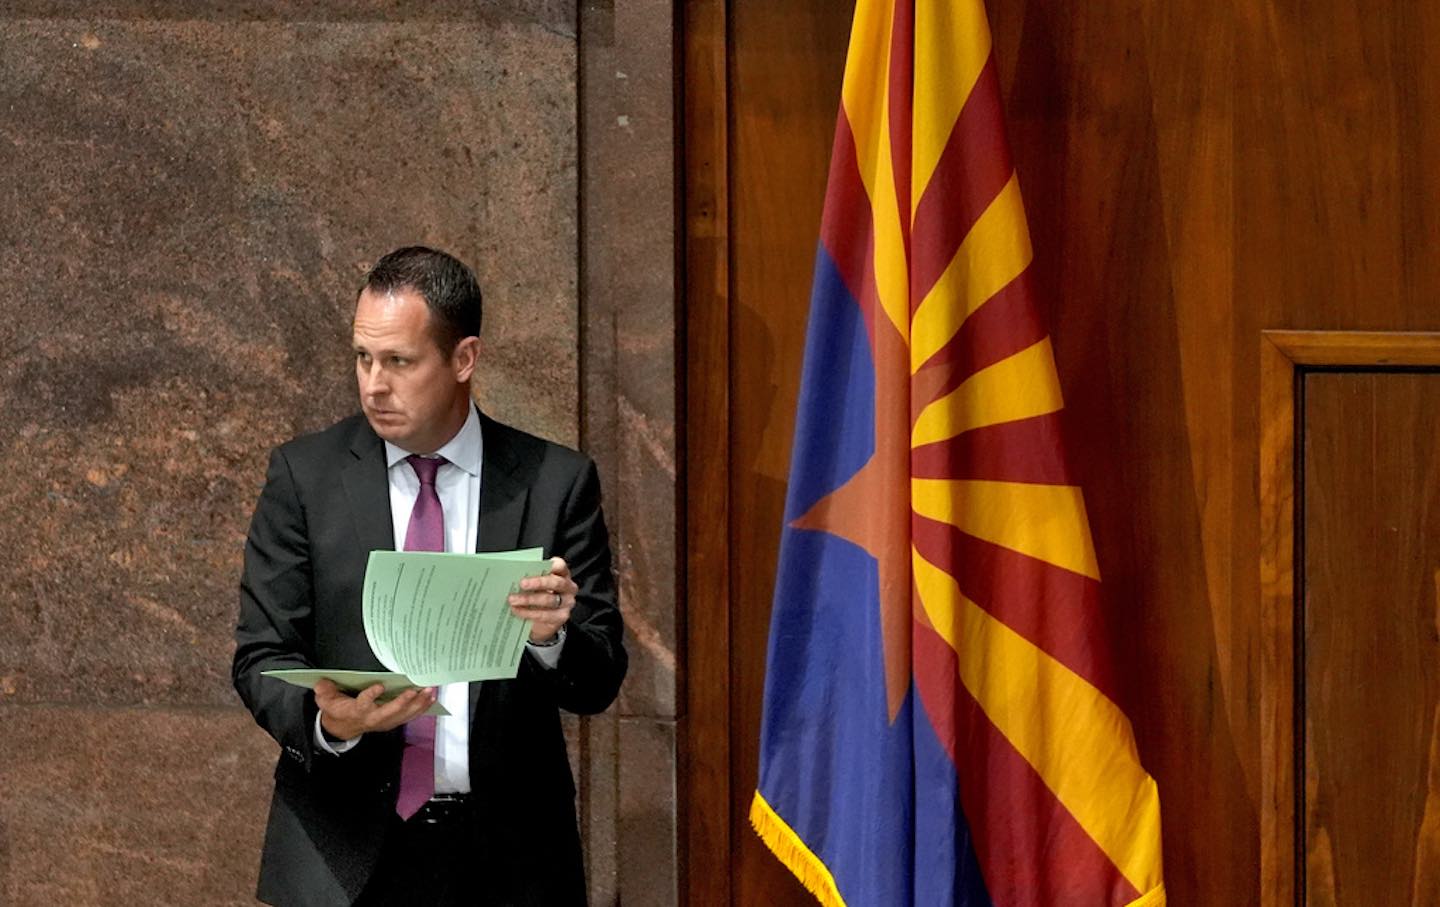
[{"left": 1258, "top": 330, "right": 1440, "bottom": 906}]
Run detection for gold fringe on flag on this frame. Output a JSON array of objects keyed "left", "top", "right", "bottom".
[
  {"left": 749, "top": 791, "right": 848, "bottom": 907},
  {"left": 753, "top": 788, "right": 1167, "bottom": 907}
]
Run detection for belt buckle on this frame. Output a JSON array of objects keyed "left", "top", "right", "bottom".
[{"left": 417, "top": 793, "right": 469, "bottom": 825}]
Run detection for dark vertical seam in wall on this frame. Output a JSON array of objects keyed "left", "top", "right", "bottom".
[
  {"left": 576, "top": 0, "right": 590, "bottom": 454},
  {"left": 575, "top": 5, "right": 605, "bottom": 900},
  {"left": 1293, "top": 365, "right": 1306, "bottom": 907},
  {"left": 722, "top": 0, "right": 739, "bottom": 882},
  {"left": 672, "top": 1, "right": 690, "bottom": 898}
]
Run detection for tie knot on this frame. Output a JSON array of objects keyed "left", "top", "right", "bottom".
[{"left": 406, "top": 454, "right": 446, "bottom": 487}]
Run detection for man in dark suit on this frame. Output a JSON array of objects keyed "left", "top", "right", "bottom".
[{"left": 232, "top": 246, "right": 625, "bottom": 906}]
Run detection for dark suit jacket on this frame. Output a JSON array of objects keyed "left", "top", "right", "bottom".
[{"left": 232, "top": 410, "right": 626, "bottom": 906}]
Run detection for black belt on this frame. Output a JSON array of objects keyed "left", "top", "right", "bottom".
[{"left": 410, "top": 792, "right": 473, "bottom": 826}]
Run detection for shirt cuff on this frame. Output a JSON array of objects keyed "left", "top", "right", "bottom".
[
  {"left": 525, "top": 625, "right": 567, "bottom": 670},
  {"left": 313, "top": 711, "right": 362, "bottom": 754}
]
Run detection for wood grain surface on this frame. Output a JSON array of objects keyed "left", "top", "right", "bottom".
[
  {"left": 681, "top": 0, "right": 732, "bottom": 902},
  {"left": 681, "top": 1, "right": 1440, "bottom": 903},
  {"left": 1260, "top": 334, "right": 1300, "bottom": 907},
  {"left": 1303, "top": 372, "right": 1440, "bottom": 906},
  {"left": 725, "top": 2, "right": 852, "bottom": 903}
]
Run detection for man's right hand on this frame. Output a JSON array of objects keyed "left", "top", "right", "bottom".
[{"left": 314, "top": 680, "right": 437, "bottom": 741}]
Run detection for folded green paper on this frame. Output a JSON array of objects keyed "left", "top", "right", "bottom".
[{"left": 263, "top": 547, "right": 550, "bottom": 700}]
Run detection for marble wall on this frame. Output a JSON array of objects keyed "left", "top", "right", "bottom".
[
  {"left": 0, "top": 1, "right": 678, "bottom": 903},
  {"left": 576, "top": 1, "right": 679, "bottom": 901}
]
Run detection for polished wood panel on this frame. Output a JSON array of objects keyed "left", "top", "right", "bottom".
[
  {"left": 727, "top": 2, "right": 851, "bottom": 903},
  {"left": 681, "top": 0, "right": 732, "bottom": 902},
  {"left": 1260, "top": 334, "right": 1440, "bottom": 907},
  {"left": 682, "top": 1, "right": 1440, "bottom": 903},
  {"left": 1304, "top": 372, "right": 1440, "bottom": 905}
]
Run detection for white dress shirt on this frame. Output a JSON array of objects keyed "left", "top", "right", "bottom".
[{"left": 314, "top": 405, "right": 565, "bottom": 793}]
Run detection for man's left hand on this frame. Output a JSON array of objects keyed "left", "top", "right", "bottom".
[{"left": 509, "top": 556, "right": 577, "bottom": 644}]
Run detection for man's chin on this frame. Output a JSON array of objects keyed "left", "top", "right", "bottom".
[{"left": 363, "top": 412, "right": 409, "bottom": 443}]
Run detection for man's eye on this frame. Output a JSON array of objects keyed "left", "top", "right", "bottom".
[
  {"left": 390, "top": 357, "right": 409, "bottom": 367},
  {"left": 356, "top": 351, "right": 371, "bottom": 363}
]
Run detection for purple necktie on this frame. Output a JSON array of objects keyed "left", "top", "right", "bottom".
[{"left": 396, "top": 454, "right": 446, "bottom": 820}]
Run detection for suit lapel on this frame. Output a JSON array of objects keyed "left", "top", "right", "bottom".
[
  {"left": 472, "top": 411, "right": 529, "bottom": 718},
  {"left": 476, "top": 412, "right": 528, "bottom": 554},
  {"left": 341, "top": 420, "right": 395, "bottom": 554}
]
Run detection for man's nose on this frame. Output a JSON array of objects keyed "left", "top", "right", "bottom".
[{"left": 361, "top": 361, "right": 390, "bottom": 395}]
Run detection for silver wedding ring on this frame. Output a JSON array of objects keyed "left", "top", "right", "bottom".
[{"left": 553, "top": 592, "right": 563, "bottom": 609}]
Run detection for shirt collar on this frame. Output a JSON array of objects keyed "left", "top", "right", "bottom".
[{"left": 383, "top": 403, "right": 483, "bottom": 477}]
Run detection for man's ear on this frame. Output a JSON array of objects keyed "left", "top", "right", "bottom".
[{"left": 453, "top": 336, "right": 480, "bottom": 384}]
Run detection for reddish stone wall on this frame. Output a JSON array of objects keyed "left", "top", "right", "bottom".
[{"left": 0, "top": 2, "right": 680, "bottom": 903}]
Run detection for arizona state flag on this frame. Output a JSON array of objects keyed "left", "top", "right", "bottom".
[{"left": 750, "top": 1, "right": 1166, "bottom": 904}]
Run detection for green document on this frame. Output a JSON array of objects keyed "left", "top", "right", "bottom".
[
  {"left": 262, "top": 548, "right": 549, "bottom": 704},
  {"left": 258, "top": 669, "right": 454, "bottom": 716}
]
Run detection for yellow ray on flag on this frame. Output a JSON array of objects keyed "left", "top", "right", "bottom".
[
  {"left": 913, "top": 551, "right": 1165, "bottom": 898},
  {"left": 912, "top": 477, "right": 1100, "bottom": 580},
  {"left": 840, "top": 0, "right": 910, "bottom": 341},
  {"left": 912, "top": 0, "right": 993, "bottom": 210},
  {"left": 910, "top": 174, "right": 1032, "bottom": 371},
  {"left": 911, "top": 337, "right": 1064, "bottom": 446}
]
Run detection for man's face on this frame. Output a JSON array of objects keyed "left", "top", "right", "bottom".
[{"left": 353, "top": 287, "right": 476, "bottom": 454}]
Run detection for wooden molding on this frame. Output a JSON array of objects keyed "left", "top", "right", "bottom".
[
  {"left": 1258, "top": 330, "right": 1440, "bottom": 907},
  {"left": 1263, "top": 330, "right": 1440, "bottom": 367},
  {"left": 1258, "top": 333, "right": 1299, "bottom": 907},
  {"left": 682, "top": 0, "right": 731, "bottom": 902}
]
